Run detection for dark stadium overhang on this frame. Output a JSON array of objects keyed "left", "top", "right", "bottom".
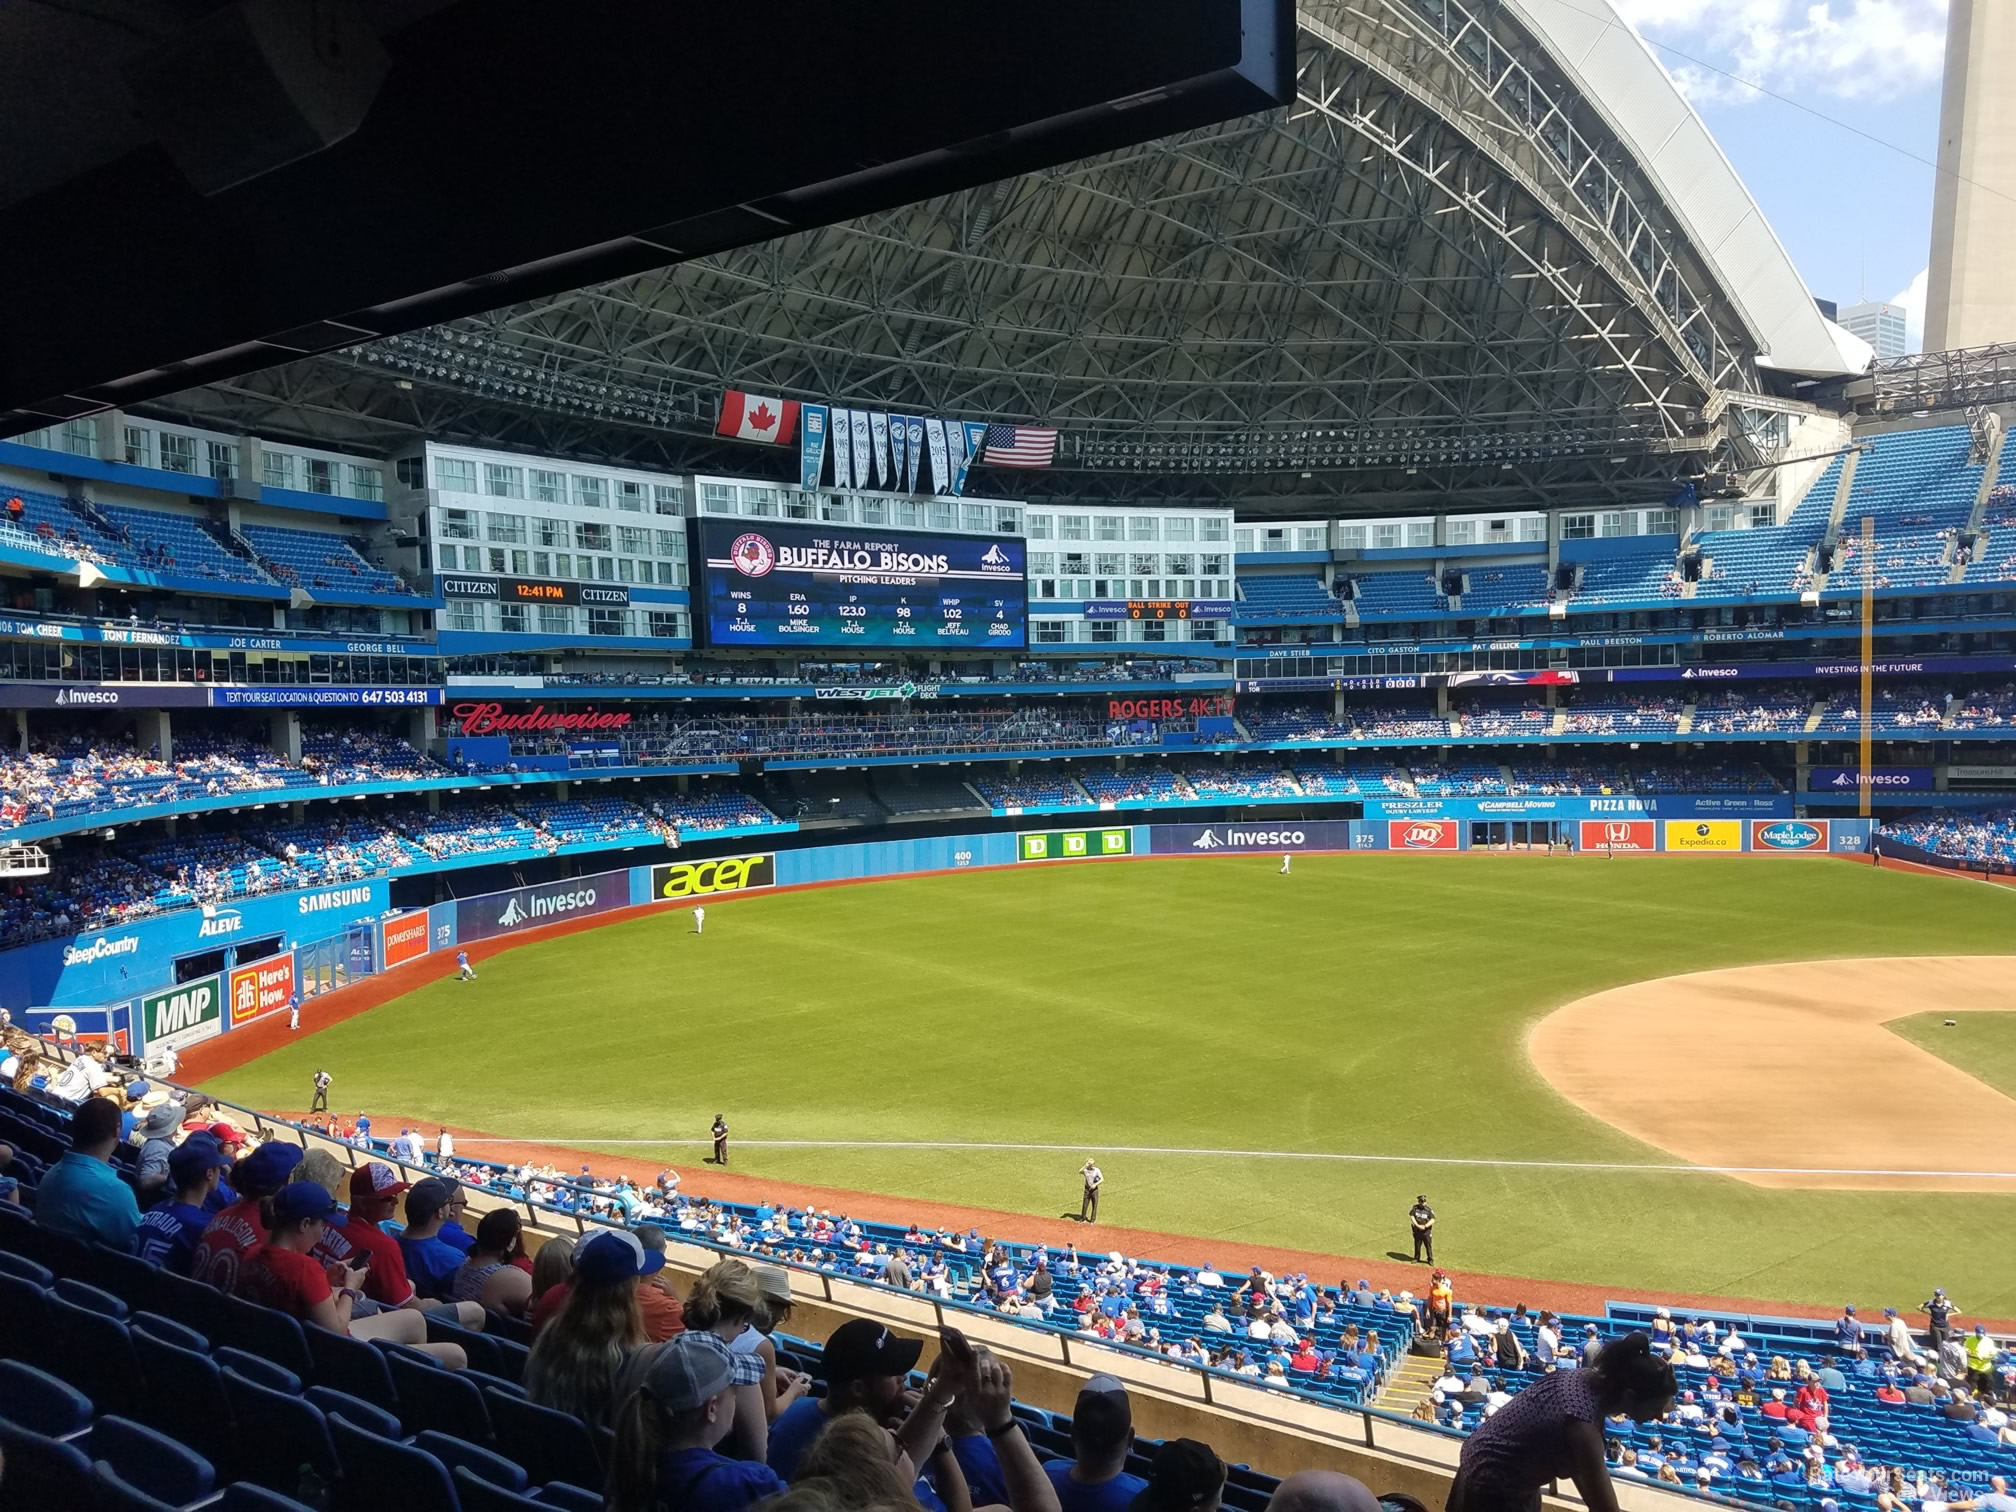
[
  {"left": 149, "top": 0, "right": 1837, "bottom": 517},
  {"left": 0, "top": 0, "right": 1291, "bottom": 434}
]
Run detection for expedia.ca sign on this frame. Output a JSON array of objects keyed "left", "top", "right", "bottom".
[{"left": 651, "top": 854, "right": 776, "bottom": 901}]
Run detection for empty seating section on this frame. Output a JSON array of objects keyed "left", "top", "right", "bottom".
[
  {"left": 1783, "top": 451, "right": 1845, "bottom": 532},
  {"left": 782, "top": 771, "right": 887, "bottom": 822},
  {"left": 872, "top": 771, "right": 987, "bottom": 815},
  {"left": 242, "top": 523, "right": 412, "bottom": 596},
  {"left": 1346, "top": 571, "right": 1443, "bottom": 617},
  {"left": 1184, "top": 762, "right": 1299, "bottom": 799},
  {"left": 1456, "top": 564, "right": 1550, "bottom": 615},
  {"left": 96, "top": 504, "right": 268, "bottom": 584},
  {"left": 1813, "top": 684, "right": 1948, "bottom": 736},
  {"left": 1558, "top": 694, "right": 1681, "bottom": 736},
  {"left": 1077, "top": 767, "right": 1188, "bottom": 805},
  {"left": 1236, "top": 575, "right": 1339, "bottom": 618},
  {"left": 513, "top": 797, "right": 664, "bottom": 847},
  {"left": 1693, "top": 527, "right": 1814, "bottom": 600},
  {"left": 1691, "top": 687, "right": 1813, "bottom": 735},
  {"left": 1455, "top": 698, "right": 1552, "bottom": 740},
  {"left": 1505, "top": 762, "right": 1621, "bottom": 795},
  {"left": 1569, "top": 544, "right": 1680, "bottom": 607},
  {"left": 975, "top": 774, "right": 1089, "bottom": 810}
]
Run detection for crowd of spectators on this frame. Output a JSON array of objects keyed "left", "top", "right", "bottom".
[{"left": 1880, "top": 810, "right": 2016, "bottom": 868}]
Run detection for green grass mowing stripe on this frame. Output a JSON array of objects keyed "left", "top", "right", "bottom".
[
  {"left": 204, "top": 856, "right": 2016, "bottom": 1311},
  {"left": 1888, "top": 1011, "right": 2016, "bottom": 1100}
]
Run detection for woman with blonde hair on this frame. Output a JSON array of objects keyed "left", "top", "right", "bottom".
[
  {"left": 683, "top": 1257, "right": 772, "bottom": 1460},
  {"left": 526, "top": 1229, "right": 653, "bottom": 1423},
  {"left": 294, "top": 1148, "right": 349, "bottom": 1201}
]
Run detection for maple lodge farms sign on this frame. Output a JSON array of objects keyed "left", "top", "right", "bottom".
[{"left": 451, "top": 702, "right": 634, "bottom": 735}]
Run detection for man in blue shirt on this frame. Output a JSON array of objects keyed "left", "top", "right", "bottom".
[
  {"left": 768, "top": 1318, "right": 923, "bottom": 1480},
  {"left": 1835, "top": 1305, "right": 1865, "bottom": 1358},
  {"left": 134, "top": 1134, "right": 232, "bottom": 1273},
  {"left": 1043, "top": 1374, "right": 1147, "bottom": 1512},
  {"left": 36, "top": 1096, "right": 141, "bottom": 1250},
  {"left": 396, "top": 1177, "right": 469, "bottom": 1298}
]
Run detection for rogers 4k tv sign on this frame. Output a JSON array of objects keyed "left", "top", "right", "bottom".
[
  {"left": 141, "top": 974, "right": 222, "bottom": 1053},
  {"left": 1018, "top": 828, "right": 1134, "bottom": 862},
  {"left": 1152, "top": 822, "right": 1355, "bottom": 855},
  {"left": 650, "top": 854, "right": 777, "bottom": 901},
  {"left": 456, "top": 868, "right": 634, "bottom": 943}
]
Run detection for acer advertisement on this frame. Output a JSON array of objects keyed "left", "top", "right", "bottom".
[
  {"left": 1577, "top": 820, "right": 1656, "bottom": 853},
  {"left": 1387, "top": 819, "right": 1459, "bottom": 851},
  {"left": 228, "top": 954, "right": 295, "bottom": 1028},
  {"left": 382, "top": 913, "right": 433, "bottom": 968},
  {"left": 651, "top": 854, "right": 777, "bottom": 901}
]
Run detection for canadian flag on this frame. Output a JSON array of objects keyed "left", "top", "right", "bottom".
[{"left": 716, "top": 390, "right": 801, "bottom": 445}]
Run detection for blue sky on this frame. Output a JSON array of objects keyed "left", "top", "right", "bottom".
[{"left": 1615, "top": 0, "right": 1951, "bottom": 349}]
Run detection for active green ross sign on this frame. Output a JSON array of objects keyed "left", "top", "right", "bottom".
[
  {"left": 1017, "top": 827, "right": 1134, "bottom": 862},
  {"left": 141, "top": 973, "right": 222, "bottom": 1051}
]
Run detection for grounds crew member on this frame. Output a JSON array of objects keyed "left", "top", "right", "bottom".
[{"left": 1409, "top": 1194, "right": 1436, "bottom": 1263}]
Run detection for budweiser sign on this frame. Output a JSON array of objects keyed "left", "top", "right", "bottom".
[{"left": 451, "top": 701, "right": 634, "bottom": 735}]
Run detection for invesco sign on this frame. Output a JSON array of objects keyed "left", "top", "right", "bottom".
[
  {"left": 651, "top": 854, "right": 776, "bottom": 900},
  {"left": 1151, "top": 822, "right": 1354, "bottom": 855}
]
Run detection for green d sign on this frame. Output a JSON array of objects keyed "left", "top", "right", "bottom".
[
  {"left": 141, "top": 974, "right": 221, "bottom": 1050},
  {"left": 1017, "top": 828, "right": 1133, "bottom": 862}
]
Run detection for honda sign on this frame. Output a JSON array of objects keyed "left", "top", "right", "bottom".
[{"left": 1577, "top": 820, "right": 1656, "bottom": 853}]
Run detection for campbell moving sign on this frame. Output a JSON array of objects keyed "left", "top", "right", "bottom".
[
  {"left": 455, "top": 868, "right": 635, "bottom": 943},
  {"left": 451, "top": 701, "right": 634, "bottom": 735},
  {"left": 141, "top": 974, "right": 222, "bottom": 1053}
]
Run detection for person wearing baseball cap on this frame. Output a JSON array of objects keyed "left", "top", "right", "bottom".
[
  {"left": 604, "top": 1329, "right": 788, "bottom": 1512},
  {"left": 133, "top": 1097, "right": 188, "bottom": 1200},
  {"left": 396, "top": 1176, "right": 469, "bottom": 1301},
  {"left": 1046, "top": 1374, "right": 1146, "bottom": 1512},
  {"left": 526, "top": 1229, "right": 661, "bottom": 1423},
  {"left": 766, "top": 1317, "right": 925, "bottom": 1480},
  {"left": 133, "top": 1133, "right": 232, "bottom": 1274},
  {"left": 238, "top": 1180, "right": 470, "bottom": 1368},
  {"left": 190, "top": 1138, "right": 303, "bottom": 1290},
  {"left": 309, "top": 1162, "right": 420, "bottom": 1311}
]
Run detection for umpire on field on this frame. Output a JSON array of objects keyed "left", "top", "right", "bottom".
[
  {"left": 1409, "top": 1194, "right": 1436, "bottom": 1263},
  {"left": 1079, "top": 1159, "right": 1103, "bottom": 1223}
]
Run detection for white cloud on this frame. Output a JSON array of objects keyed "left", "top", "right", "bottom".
[
  {"left": 1892, "top": 265, "right": 1928, "bottom": 352},
  {"left": 1613, "top": 0, "right": 1950, "bottom": 107}
]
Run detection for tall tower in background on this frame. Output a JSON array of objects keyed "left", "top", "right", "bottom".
[{"left": 1925, "top": 0, "right": 2016, "bottom": 352}]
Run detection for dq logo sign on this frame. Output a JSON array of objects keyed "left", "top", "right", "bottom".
[
  {"left": 1388, "top": 820, "right": 1457, "bottom": 851},
  {"left": 1752, "top": 820, "right": 1827, "bottom": 851},
  {"left": 652, "top": 854, "right": 776, "bottom": 900},
  {"left": 1577, "top": 820, "right": 1655, "bottom": 852}
]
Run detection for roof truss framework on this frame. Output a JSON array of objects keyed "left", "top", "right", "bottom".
[{"left": 153, "top": 3, "right": 1774, "bottom": 515}]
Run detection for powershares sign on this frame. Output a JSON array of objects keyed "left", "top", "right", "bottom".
[{"left": 1151, "top": 822, "right": 1355, "bottom": 855}]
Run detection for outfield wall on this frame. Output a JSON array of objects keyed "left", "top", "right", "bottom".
[{"left": 5, "top": 816, "right": 1876, "bottom": 1041}]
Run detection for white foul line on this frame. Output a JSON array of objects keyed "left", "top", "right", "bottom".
[{"left": 442, "top": 1136, "right": 2016, "bottom": 1181}]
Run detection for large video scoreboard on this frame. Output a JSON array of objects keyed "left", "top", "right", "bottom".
[{"left": 695, "top": 518, "right": 1026, "bottom": 649}]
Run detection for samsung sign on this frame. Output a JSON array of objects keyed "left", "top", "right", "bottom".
[{"left": 1150, "top": 821, "right": 1357, "bottom": 855}]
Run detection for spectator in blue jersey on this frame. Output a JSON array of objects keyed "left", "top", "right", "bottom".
[
  {"left": 1835, "top": 1306, "right": 1865, "bottom": 1358},
  {"left": 398, "top": 1176, "right": 470, "bottom": 1299},
  {"left": 603, "top": 1328, "right": 787, "bottom": 1512},
  {"left": 134, "top": 1134, "right": 233, "bottom": 1272},
  {"left": 767, "top": 1317, "right": 922, "bottom": 1480},
  {"left": 1046, "top": 1374, "right": 1148, "bottom": 1512},
  {"left": 35, "top": 1095, "right": 141, "bottom": 1250}
]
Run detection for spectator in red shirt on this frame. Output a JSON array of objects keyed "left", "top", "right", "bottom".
[
  {"left": 308, "top": 1161, "right": 488, "bottom": 1330},
  {"left": 191, "top": 1141, "right": 302, "bottom": 1291},
  {"left": 1290, "top": 1340, "right": 1322, "bottom": 1374},
  {"left": 238, "top": 1181, "right": 468, "bottom": 1367}
]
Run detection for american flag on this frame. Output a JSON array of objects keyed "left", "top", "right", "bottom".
[{"left": 980, "top": 423, "right": 1058, "bottom": 468}]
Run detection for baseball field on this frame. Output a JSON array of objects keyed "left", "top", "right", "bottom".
[{"left": 201, "top": 855, "right": 2016, "bottom": 1314}]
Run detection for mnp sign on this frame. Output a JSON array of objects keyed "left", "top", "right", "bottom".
[
  {"left": 1664, "top": 820, "right": 1742, "bottom": 852},
  {"left": 1019, "top": 828, "right": 1133, "bottom": 861},
  {"left": 142, "top": 974, "right": 222, "bottom": 1053}
]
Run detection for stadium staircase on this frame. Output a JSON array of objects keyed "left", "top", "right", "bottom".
[
  {"left": 1676, "top": 702, "right": 1696, "bottom": 735},
  {"left": 1369, "top": 1352, "right": 1441, "bottom": 1417},
  {"left": 202, "top": 517, "right": 270, "bottom": 576},
  {"left": 1547, "top": 708, "right": 1568, "bottom": 737},
  {"left": 1956, "top": 425, "right": 2008, "bottom": 582},
  {"left": 1802, "top": 699, "right": 1825, "bottom": 734},
  {"left": 1824, "top": 447, "right": 1860, "bottom": 539}
]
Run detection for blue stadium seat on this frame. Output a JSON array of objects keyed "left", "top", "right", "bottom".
[
  {"left": 218, "top": 1292, "right": 315, "bottom": 1379},
  {"left": 328, "top": 1411, "right": 461, "bottom": 1512},
  {"left": 453, "top": 1465, "right": 607, "bottom": 1512},
  {"left": 304, "top": 1318, "right": 400, "bottom": 1410},
  {"left": 0, "top": 1269, "right": 53, "bottom": 1365},
  {"left": 0, "top": 1413, "right": 97, "bottom": 1504},
  {"left": 221, "top": 1362, "right": 342, "bottom": 1493},
  {"left": 130, "top": 1323, "right": 236, "bottom": 1472},
  {"left": 153, "top": 1267, "right": 230, "bottom": 1342},
  {"left": 90, "top": 1414, "right": 218, "bottom": 1505},
  {"left": 94, "top": 1459, "right": 185, "bottom": 1512},
  {"left": 415, "top": 1428, "right": 530, "bottom": 1492},
  {"left": 481, "top": 1385, "right": 604, "bottom": 1490},
  {"left": 304, "top": 1384, "right": 403, "bottom": 1441},
  {"left": 215, "top": 1345, "right": 301, "bottom": 1395},
  {"left": 131, "top": 1309, "right": 210, "bottom": 1355},
  {"left": 46, "top": 1289, "right": 145, "bottom": 1417},
  {"left": 55, "top": 1275, "right": 132, "bottom": 1318},
  {"left": 387, "top": 1343, "right": 493, "bottom": 1442},
  {"left": 0, "top": 1250, "right": 54, "bottom": 1287},
  {"left": 0, "top": 1358, "right": 94, "bottom": 1436}
]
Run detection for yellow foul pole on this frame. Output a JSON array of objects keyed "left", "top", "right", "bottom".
[{"left": 1859, "top": 515, "right": 1874, "bottom": 820}]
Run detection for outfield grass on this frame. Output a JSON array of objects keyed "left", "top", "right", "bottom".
[
  {"left": 1888, "top": 1011, "right": 2016, "bottom": 1100},
  {"left": 205, "top": 856, "right": 2016, "bottom": 1312}
]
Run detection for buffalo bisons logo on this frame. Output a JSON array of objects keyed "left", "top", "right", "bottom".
[{"left": 730, "top": 533, "right": 776, "bottom": 577}]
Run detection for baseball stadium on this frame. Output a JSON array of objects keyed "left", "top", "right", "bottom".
[{"left": 1, "top": 2, "right": 2015, "bottom": 1509}]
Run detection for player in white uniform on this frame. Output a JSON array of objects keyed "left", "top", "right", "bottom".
[
  {"left": 1280, "top": 852, "right": 1291, "bottom": 875},
  {"left": 693, "top": 906, "right": 705, "bottom": 935}
]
